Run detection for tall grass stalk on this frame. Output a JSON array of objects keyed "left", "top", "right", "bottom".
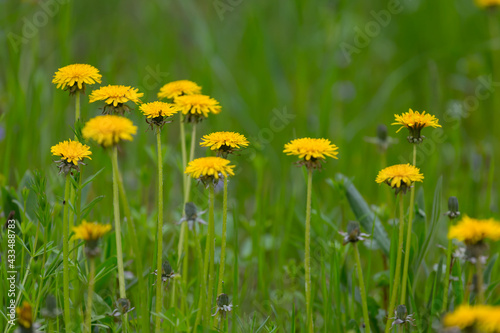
[
  {"left": 62, "top": 173, "right": 72, "bottom": 331},
  {"left": 216, "top": 176, "right": 228, "bottom": 296},
  {"left": 117, "top": 170, "right": 149, "bottom": 332},
  {"left": 85, "top": 257, "right": 96, "bottom": 333},
  {"left": 155, "top": 129, "right": 164, "bottom": 332},
  {"left": 442, "top": 231, "right": 453, "bottom": 311},
  {"left": 476, "top": 260, "right": 485, "bottom": 304},
  {"left": 305, "top": 169, "right": 313, "bottom": 333},
  {"left": 204, "top": 184, "right": 215, "bottom": 325},
  {"left": 400, "top": 144, "right": 417, "bottom": 304},
  {"left": 110, "top": 147, "right": 127, "bottom": 299},
  {"left": 353, "top": 243, "right": 371, "bottom": 333},
  {"left": 385, "top": 194, "right": 405, "bottom": 333}
]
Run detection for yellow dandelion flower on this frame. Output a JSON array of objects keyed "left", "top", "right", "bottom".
[
  {"left": 73, "top": 220, "right": 112, "bottom": 241},
  {"left": 443, "top": 305, "right": 500, "bottom": 332},
  {"left": 448, "top": 216, "right": 500, "bottom": 245},
  {"left": 140, "top": 101, "right": 178, "bottom": 118},
  {"left": 376, "top": 164, "right": 423, "bottom": 194},
  {"left": 82, "top": 115, "right": 137, "bottom": 147},
  {"left": 139, "top": 101, "right": 179, "bottom": 129},
  {"left": 16, "top": 301, "right": 32, "bottom": 329},
  {"left": 52, "top": 64, "right": 101, "bottom": 94},
  {"left": 283, "top": 137, "right": 338, "bottom": 170},
  {"left": 392, "top": 109, "right": 441, "bottom": 143},
  {"left": 51, "top": 139, "right": 92, "bottom": 165},
  {"left": 158, "top": 80, "right": 202, "bottom": 100},
  {"left": 174, "top": 94, "right": 221, "bottom": 123},
  {"left": 185, "top": 157, "right": 235, "bottom": 184},
  {"left": 443, "top": 305, "right": 479, "bottom": 330},
  {"left": 476, "top": 0, "right": 500, "bottom": 8},
  {"left": 89, "top": 85, "right": 143, "bottom": 114},
  {"left": 200, "top": 131, "right": 249, "bottom": 157}
]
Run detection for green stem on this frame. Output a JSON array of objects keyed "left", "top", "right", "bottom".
[
  {"left": 385, "top": 194, "right": 405, "bottom": 333},
  {"left": 476, "top": 259, "right": 485, "bottom": 304},
  {"left": 464, "top": 264, "right": 474, "bottom": 303},
  {"left": 353, "top": 243, "right": 371, "bottom": 333},
  {"left": 217, "top": 176, "right": 228, "bottom": 296},
  {"left": 305, "top": 169, "right": 313, "bottom": 333},
  {"left": 204, "top": 184, "right": 215, "bottom": 326},
  {"left": 442, "top": 223, "right": 453, "bottom": 312},
  {"left": 400, "top": 144, "right": 417, "bottom": 304},
  {"left": 193, "top": 225, "right": 206, "bottom": 330},
  {"left": 214, "top": 176, "right": 229, "bottom": 327},
  {"left": 62, "top": 174, "right": 72, "bottom": 331},
  {"left": 155, "top": 130, "right": 164, "bottom": 333},
  {"left": 177, "top": 121, "right": 196, "bottom": 310},
  {"left": 85, "top": 257, "right": 95, "bottom": 333},
  {"left": 117, "top": 170, "right": 149, "bottom": 333},
  {"left": 75, "top": 92, "right": 80, "bottom": 121},
  {"left": 111, "top": 147, "right": 127, "bottom": 299}
]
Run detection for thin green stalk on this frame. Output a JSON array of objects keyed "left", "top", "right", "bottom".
[
  {"left": 204, "top": 184, "right": 215, "bottom": 325},
  {"left": 85, "top": 257, "right": 95, "bottom": 333},
  {"left": 193, "top": 225, "right": 206, "bottom": 330},
  {"left": 75, "top": 91, "right": 80, "bottom": 121},
  {"left": 305, "top": 169, "right": 313, "bottom": 333},
  {"left": 214, "top": 176, "right": 229, "bottom": 327},
  {"left": 476, "top": 260, "right": 485, "bottom": 304},
  {"left": 488, "top": 10, "right": 500, "bottom": 136},
  {"left": 117, "top": 170, "right": 149, "bottom": 333},
  {"left": 62, "top": 174, "right": 72, "bottom": 331},
  {"left": 177, "top": 121, "right": 197, "bottom": 309},
  {"left": 385, "top": 194, "right": 405, "bottom": 333},
  {"left": 155, "top": 129, "right": 164, "bottom": 333},
  {"left": 353, "top": 243, "right": 371, "bottom": 333},
  {"left": 464, "top": 263, "right": 474, "bottom": 303},
  {"left": 111, "top": 147, "right": 127, "bottom": 299},
  {"left": 400, "top": 144, "right": 417, "bottom": 304},
  {"left": 442, "top": 224, "right": 453, "bottom": 311},
  {"left": 216, "top": 176, "right": 228, "bottom": 296}
]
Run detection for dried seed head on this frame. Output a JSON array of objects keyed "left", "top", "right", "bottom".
[{"left": 339, "top": 221, "right": 371, "bottom": 245}]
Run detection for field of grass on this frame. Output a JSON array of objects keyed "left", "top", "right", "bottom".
[{"left": 1, "top": 0, "right": 500, "bottom": 332}]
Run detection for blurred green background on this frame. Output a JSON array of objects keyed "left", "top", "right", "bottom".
[{"left": 1, "top": 0, "right": 499, "bottom": 331}]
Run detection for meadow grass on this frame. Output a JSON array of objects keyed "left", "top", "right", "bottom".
[{"left": 1, "top": 0, "right": 500, "bottom": 332}]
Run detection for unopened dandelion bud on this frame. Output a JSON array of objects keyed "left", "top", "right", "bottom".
[
  {"left": 217, "top": 293, "right": 230, "bottom": 308},
  {"left": 396, "top": 304, "right": 407, "bottom": 320},
  {"left": 377, "top": 124, "right": 388, "bottom": 141},
  {"left": 339, "top": 221, "right": 370, "bottom": 245},
  {"left": 445, "top": 196, "right": 460, "bottom": 219}
]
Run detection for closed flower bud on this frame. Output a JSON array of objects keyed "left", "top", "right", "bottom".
[{"left": 445, "top": 196, "right": 460, "bottom": 219}]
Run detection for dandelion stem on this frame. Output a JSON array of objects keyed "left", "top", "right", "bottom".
[
  {"left": 476, "top": 259, "right": 485, "bottom": 304},
  {"left": 194, "top": 225, "right": 206, "bottom": 329},
  {"left": 216, "top": 176, "right": 228, "bottom": 296},
  {"left": 155, "top": 129, "right": 164, "bottom": 333},
  {"left": 75, "top": 91, "right": 81, "bottom": 121},
  {"left": 353, "top": 243, "right": 371, "bottom": 333},
  {"left": 111, "top": 147, "right": 127, "bottom": 298},
  {"left": 400, "top": 144, "right": 417, "bottom": 304},
  {"left": 85, "top": 257, "right": 95, "bottom": 333},
  {"left": 214, "top": 176, "right": 229, "bottom": 327},
  {"left": 204, "top": 184, "right": 215, "bottom": 325},
  {"left": 177, "top": 121, "right": 196, "bottom": 309},
  {"left": 385, "top": 194, "right": 405, "bottom": 333},
  {"left": 117, "top": 170, "right": 149, "bottom": 332},
  {"left": 442, "top": 225, "right": 453, "bottom": 311},
  {"left": 62, "top": 173, "right": 72, "bottom": 331},
  {"left": 305, "top": 169, "right": 314, "bottom": 333}
]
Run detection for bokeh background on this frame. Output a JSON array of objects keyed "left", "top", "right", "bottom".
[{"left": 1, "top": 0, "right": 499, "bottom": 331}]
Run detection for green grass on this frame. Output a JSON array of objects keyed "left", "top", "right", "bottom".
[{"left": 1, "top": 0, "right": 500, "bottom": 332}]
